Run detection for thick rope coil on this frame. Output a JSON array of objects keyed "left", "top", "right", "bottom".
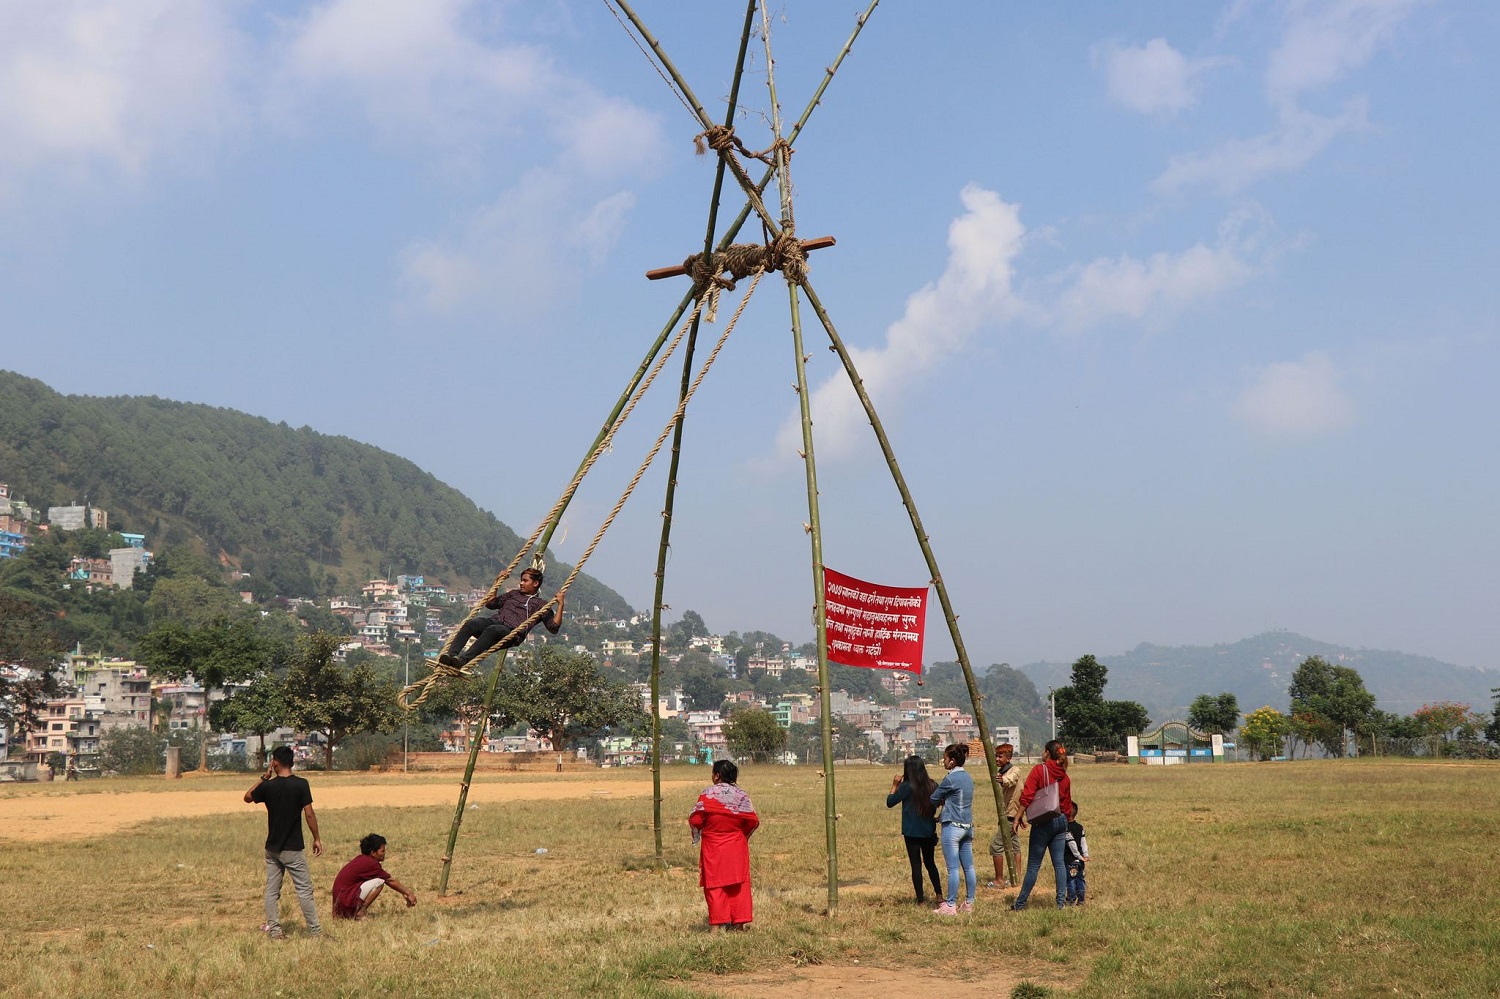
[
  {"left": 682, "top": 238, "right": 807, "bottom": 303},
  {"left": 770, "top": 227, "right": 807, "bottom": 285}
]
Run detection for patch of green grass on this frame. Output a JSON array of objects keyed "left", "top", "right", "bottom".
[{"left": 3, "top": 760, "right": 1499, "bottom": 996}]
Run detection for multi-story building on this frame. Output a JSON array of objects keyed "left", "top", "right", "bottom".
[
  {"left": 685, "top": 710, "right": 727, "bottom": 752},
  {"left": 746, "top": 655, "right": 784, "bottom": 678},
  {"left": 25, "top": 696, "right": 101, "bottom": 764},
  {"left": 630, "top": 683, "right": 689, "bottom": 719},
  {"left": 152, "top": 680, "right": 210, "bottom": 733},
  {"left": 67, "top": 556, "right": 114, "bottom": 588},
  {"left": 0, "top": 524, "right": 29, "bottom": 559},
  {"left": 109, "top": 547, "right": 151, "bottom": 588},
  {"left": 361, "top": 579, "right": 399, "bottom": 601},
  {"left": 47, "top": 505, "right": 107, "bottom": 531},
  {"left": 68, "top": 655, "right": 152, "bottom": 731}
]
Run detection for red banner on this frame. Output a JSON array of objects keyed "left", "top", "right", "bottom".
[{"left": 822, "top": 567, "right": 928, "bottom": 673}]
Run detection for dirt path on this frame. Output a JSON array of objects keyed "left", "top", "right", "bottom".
[
  {"left": 0, "top": 774, "right": 698, "bottom": 843},
  {"left": 704, "top": 962, "right": 1078, "bottom": 998}
]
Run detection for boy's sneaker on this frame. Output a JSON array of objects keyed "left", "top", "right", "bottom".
[
  {"left": 438, "top": 653, "right": 461, "bottom": 668},
  {"left": 267, "top": 927, "right": 285, "bottom": 940},
  {"left": 958, "top": 900, "right": 973, "bottom": 914},
  {"left": 1008, "top": 902, "right": 1027, "bottom": 912},
  {"left": 931, "top": 902, "right": 958, "bottom": 916}
]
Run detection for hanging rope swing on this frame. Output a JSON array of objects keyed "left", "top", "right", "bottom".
[{"left": 397, "top": 268, "right": 768, "bottom": 712}]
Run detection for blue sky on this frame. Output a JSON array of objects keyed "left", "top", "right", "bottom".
[{"left": 3, "top": 1, "right": 1496, "bottom": 673}]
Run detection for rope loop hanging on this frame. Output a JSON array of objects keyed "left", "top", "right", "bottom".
[{"left": 398, "top": 273, "right": 764, "bottom": 710}]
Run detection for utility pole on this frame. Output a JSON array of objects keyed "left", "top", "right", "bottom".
[
  {"left": 403, "top": 641, "right": 410, "bottom": 774},
  {"left": 1049, "top": 686, "right": 1057, "bottom": 742}
]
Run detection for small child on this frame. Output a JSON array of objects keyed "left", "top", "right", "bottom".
[
  {"left": 1064, "top": 803, "right": 1089, "bottom": 906},
  {"left": 331, "top": 833, "right": 418, "bottom": 920}
]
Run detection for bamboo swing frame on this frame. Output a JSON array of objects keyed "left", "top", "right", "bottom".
[{"left": 412, "top": 0, "right": 1006, "bottom": 913}]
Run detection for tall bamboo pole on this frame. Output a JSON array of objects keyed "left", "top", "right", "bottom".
[
  {"left": 438, "top": 647, "right": 510, "bottom": 895},
  {"left": 797, "top": 280, "right": 1007, "bottom": 831},
  {"left": 758, "top": 4, "right": 839, "bottom": 913},
  {"left": 612, "top": 0, "right": 785, "bottom": 242},
  {"left": 648, "top": 0, "right": 758, "bottom": 867},
  {"left": 436, "top": 1, "right": 882, "bottom": 896}
]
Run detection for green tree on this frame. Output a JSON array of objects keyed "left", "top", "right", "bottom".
[
  {"left": 213, "top": 671, "right": 289, "bottom": 769},
  {"left": 1411, "top": 701, "right": 1484, "bottom": 742},
  {"left": 672, "top": 649, "right": 729, "bottom": 711},
  {"left": 1239, "top": 705, "right": 1291, "bottom": 761},
  {"left": 100, "top": 725, "right": 166, "bottom": 775},
  {"left": 284, "top": 632, "right": 401, "bottom": 769},
  {"left": 1288, "top": 656, "right": 1376, "bottom": 757},
  {"left": 1054, "top": 654, "right": 1149, "bottom": 750},
  {"left": 1488, "top": 689, "right": 1500, "bottom": 746},
  {"left": 0, "top": 592, "right": 63, "bottom": 740},
  {"left": 1188, "top": 692, "right": 1241, "bottom": 734},
  {"left": 668, "top": 609, "right": 709, "bottom": 650},
  {"left": 492, "top": 646, "right": 646, "bottom": 754},
  {"left": 138, "top": 617, "right": 272, "bottom": 769},
  {"left": 144, "top": 575, "right": 245, "bottom": 627},
  {"left": 724, "top": 707, "right": 787, "bottom": 762}
]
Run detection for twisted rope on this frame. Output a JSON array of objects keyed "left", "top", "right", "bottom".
[
  {"left": 399, "top": 294, "right": 715, "bottom": 711},
  {"left": 681, "top": 228, "right": 808, "bottom": 303},
  {"left": 402, "top": 274, "right": 761, "bottom": 709}
]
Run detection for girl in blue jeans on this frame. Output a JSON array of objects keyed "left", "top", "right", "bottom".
[
  {"left": 1010, "top": 740, "right": 1073, "bottom": 911},
  {"left": 929, "top": 742, "right": 977, "bottom": 915}
]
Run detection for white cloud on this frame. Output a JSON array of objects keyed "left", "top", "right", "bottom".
[
  {"left": 774, "top": 184, "right": 1026, "bottom": 460},
  {"left": 0, "top": 0, "right": 240, "bottom": 187},
  {"left": 1150, "top": 0, "right": 1424, "bottom": 195},
  {"left": 277, "top": 0, "right": 552, "bottom": 145},
  {"left": 1233, "top": 351, "right": 1356, "bottom": 437},
  {"left": 1267, "top": 0, "right": 1429, "bottom": 108},
  {"left": 1047, "top": 208, "right": 1268, "bottom": 332},
  {"left": 280, "top": 0, "right": 664, "bottom": 316},
  {"left": 398, "top": 171, "right": 636, "bottom": 319},
  {"left": 1153, "top": 99, "right": 1369, "bottom": 195},
  {"left": 1096, "top": 38, "right": 1221, "bottom": 116}
]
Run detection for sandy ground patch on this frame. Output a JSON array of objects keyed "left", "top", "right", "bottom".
[
  {"left": 0, "top": 774, "right": 699, "bottom": 842},
  {"left": 700, "top": 961, "right": 1077, "bottom": 998}
]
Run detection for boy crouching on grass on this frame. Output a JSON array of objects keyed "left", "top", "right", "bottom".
[{"left": 332, "top": 834, "right": 418, "bottom": 920}]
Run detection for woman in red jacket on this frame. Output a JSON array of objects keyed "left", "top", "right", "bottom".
[
  {"left": 689, "top": 759, "right": 760, "bottom": 932},
  {"left": 1010, "top": 740, "right": 1073, "bottom": 910}
]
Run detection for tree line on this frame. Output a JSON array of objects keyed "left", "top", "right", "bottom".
[{"left": 0, "top": 369, "right": 631, "bottom": 614}]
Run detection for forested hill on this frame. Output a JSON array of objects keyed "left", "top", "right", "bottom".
[
  {"left": 1020, "top": 631, "right": 1500, "bottom": 723},
  {"left": 0, "top": 370, "right": 633, "bottom": 614}
]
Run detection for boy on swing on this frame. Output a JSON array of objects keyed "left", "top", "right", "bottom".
[{"left": 438, "top": 567, "right": 565, "bottom": 668}]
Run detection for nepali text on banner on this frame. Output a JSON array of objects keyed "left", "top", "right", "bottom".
[{"left": 822, "top": 567, "right": 928, "bottom": 673}]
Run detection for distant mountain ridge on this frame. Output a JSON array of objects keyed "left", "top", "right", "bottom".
[
  {"left": 0, "top": 370, "right": 633, "bottom": 616},
  {"left": 1018, "top": 632, "right": 1499, "bottom": 723}
]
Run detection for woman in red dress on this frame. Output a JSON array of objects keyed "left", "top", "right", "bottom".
[{"left": 689, "top": 759, "right": 760, "bottom": 932}]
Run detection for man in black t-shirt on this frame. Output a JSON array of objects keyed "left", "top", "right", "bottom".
[{"left": 245, "top": 745, "right": 323, "bottom": 938}]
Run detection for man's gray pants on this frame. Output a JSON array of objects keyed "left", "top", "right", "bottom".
[{"left": 264, "top": 848, "right": 320, "bottom": 935}]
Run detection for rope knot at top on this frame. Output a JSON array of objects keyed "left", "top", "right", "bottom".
[
  {"left": 692, "top": 126, "right": 787, "bottom": 167},
  {"left": 694, "top": 124, "right": 738, "bottom": 156},
  {"left": 769, "top": 228, "right": 807, "bottom": 285}
]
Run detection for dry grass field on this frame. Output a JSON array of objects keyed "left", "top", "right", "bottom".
[{"left": 1, "top": 759, "right": 1495, "bottom": 998}]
